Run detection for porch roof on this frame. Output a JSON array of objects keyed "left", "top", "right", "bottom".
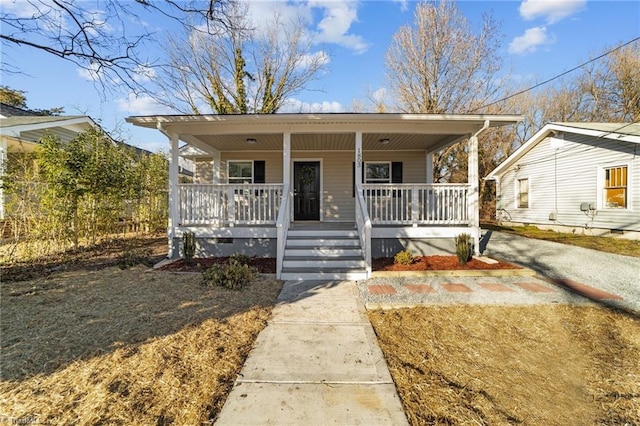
[{"left": 126, "top": 113, "right": 522, "bottom": 155}]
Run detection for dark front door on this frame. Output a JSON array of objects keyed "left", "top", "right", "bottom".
[{"left": 294, "top": 161, "right": 320, "bottom": 220}]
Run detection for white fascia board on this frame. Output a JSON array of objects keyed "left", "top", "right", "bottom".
[{"left": 0, "top": 116, "right": 96, "bottom": 136}]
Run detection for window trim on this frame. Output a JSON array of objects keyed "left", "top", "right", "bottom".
[
  {"left": 598, "top": 163, "right": 631, "bottom": 210},
  {"left": 364, "top": 161, "right": 391, "bottom": 184},
  {"left": 515, "top": 177, "right": 530, "bottom": 209},
  {"left": 227, "top": 160, "right": 254, "bottom": 184}
]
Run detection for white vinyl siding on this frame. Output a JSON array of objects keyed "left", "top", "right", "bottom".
[
  {"left": 497, "top": 132, "right": 639, "bottom": 232},
  {"left": 195, "top": 150, "right": 431, "bottom": 222}
]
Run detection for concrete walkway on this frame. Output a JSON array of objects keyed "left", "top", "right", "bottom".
[{"left": 215, "top": 280, "right": 409, "bottom": 425}]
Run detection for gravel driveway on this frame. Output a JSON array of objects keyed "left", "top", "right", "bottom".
[{"left": 482, "top": 230, "right": 640, "bottom": 314}]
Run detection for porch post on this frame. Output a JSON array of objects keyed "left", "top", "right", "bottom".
[
  {"left": 355, "top": 132, "right": 362, "bottom": 190},
  {"left": 283, "top": 133, "right": 291, "bottom": 188},
  {"left": 168, "top": 132, "right": 180, "bottom": 258},
  {"left": 468, "top": 134, "right": 480, "bottom": 255},
  {"left": 212, "top": 149, "right": 221, "bottom": 184},
  {"left": 425, "top": 152, "right": 434, "bottom": 184}
]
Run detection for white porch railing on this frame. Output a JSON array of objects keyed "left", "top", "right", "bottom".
[
  {"left": 276, "top": 184, "right": 291, "bottom": 279},
  {"left": 363, "top": 184, "right": 470, "bottom": 225},
  {"left": 355, "top": 187, "right": 372, "bottom": 278},
  {"left": 178, "top": 184, "right": 284, "bottom": 226}
]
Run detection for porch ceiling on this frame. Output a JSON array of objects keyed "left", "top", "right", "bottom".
[{"left": 126, "top": 113, "right": 523, "bottom": 155}]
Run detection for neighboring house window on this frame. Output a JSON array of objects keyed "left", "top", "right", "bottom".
[
  {"left": 517, "top": 178, "right": 529, "bottom": 208},
  {"left": 604, "top": 165, "right": 627, "bottom": 208},
  {"left": 365, "top": 162, "right": 391, "bottom": 184},
  {"left": 227, "top": 161, "right": 266, "bottom": 184}
]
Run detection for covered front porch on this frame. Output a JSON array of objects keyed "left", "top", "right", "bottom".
[{"left": 126, "top": 113, "right": 521, "bottom": 279}]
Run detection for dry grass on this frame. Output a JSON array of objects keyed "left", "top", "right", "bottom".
[
  {"left": 484, "top": 223, "right": 640, "bottom": 258},
  {"left": 1, "top": 265, "right": 283, "bottom": 424},
  {"left": 369, "top": 305, "right": 640, "bottom": 425}
]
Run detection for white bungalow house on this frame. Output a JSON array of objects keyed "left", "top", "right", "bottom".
[
  {"left": 486, "top": 122, "right": 640, "bottom": 239},
  {"left": 126, "top": 113, "right": 522, "bottom": 280}
]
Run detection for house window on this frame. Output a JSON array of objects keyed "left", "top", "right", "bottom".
[
  {"left": 604, "top": 166, "right": 627, "bottom": 208},
  {"left": 517, "top": 178, "right": 529, "bottom": 208},
  {"left": 365, "top": 162, "right": 391, "bottom": 184},
  {"left": 228, "top": 161, "right": 253, "bottom": 184}
]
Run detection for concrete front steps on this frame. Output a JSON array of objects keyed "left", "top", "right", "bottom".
[{"left": 280, "top": 226, "right": 368, "bottom": 281}]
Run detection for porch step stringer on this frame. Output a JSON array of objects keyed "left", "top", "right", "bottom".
[{"left": 280, "top": 227, "right": 368, "bottom": 281}]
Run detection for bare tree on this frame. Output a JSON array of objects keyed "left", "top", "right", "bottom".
[
  {"left": 385, "top": 0, "right": 504, "bottom": 114},
  {"left": 384, "top": 0, "right": 509, "bottom": 189},
  {"left": 152, "top": 1, "right": 327, "bottom": 114},
  {"left": 1, "top": 0, "right": 231, "bottom": 93}
]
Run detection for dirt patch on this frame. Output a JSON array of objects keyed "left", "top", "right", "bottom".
[
  {"left": 372, "top": 255, "right": 520, "bottom": 271},
  {"left": 160, "top": 257, "right": 277, "bottom": 274},
  {"left": 1, "top": 234, "right": 168, "bottom": 282},
  {"left": 369, "top": 305, "right": 640, "bottom": 425},
  {"left": 1, "top": 264, "right": 283, "bottom": 424}
]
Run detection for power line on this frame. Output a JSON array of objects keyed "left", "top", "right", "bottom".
[{"left": 473, "top": 37, "right": 640, "bottom": 112}]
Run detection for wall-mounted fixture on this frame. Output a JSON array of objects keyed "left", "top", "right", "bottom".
[
  {"left": 379, "top": 138, "right": 390, "bottom": 145},
  {"left": 246, "top": 138, "right": 257, "bottom": 144}
]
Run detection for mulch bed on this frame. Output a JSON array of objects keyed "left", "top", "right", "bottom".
[
  {"left": 160, "top": 255, "right": 519, "bottom": 273},
  {"left": 372, "top": 255, "right": 521, "bottom": 271}
]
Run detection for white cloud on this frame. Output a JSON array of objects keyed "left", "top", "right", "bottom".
[
  {"left": 117, "top": 93, "right": 172, "bottom": 116},
  {"left": 133, "top": 65, "right": 157, "bottom": 83},
  {"left": 519, "top": 0, "right": 586, "bottom": 24},
  {"left": 298, "top": 51, "right": 330, "bottom": 69},
  {"left": 312, "top": 0, "right": 369, "bottom": 54},
  {"left": 392, "top": 0, "right": 409, "bottom": 12},
  {"left": 508, "top": 26, "right": 555, "bottom": 54},
  {"left": 282, "top": 98, "right": 345, "bottom": 113},
  {"left": 77, "top": 62, "right": 104, "bottom": 82}
]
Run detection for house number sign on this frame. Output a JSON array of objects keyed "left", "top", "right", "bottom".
[{"left": 356, "top": 148, "right": 362, "bottom": 166}]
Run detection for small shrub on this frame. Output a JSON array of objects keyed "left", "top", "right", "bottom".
[
  {"left": 183, "top": 232, "right": 196, "bottom": 265},
  {"left": 394, "top": 249, "right": 415, "bottom": 265},
  {"left": 202, "top": 259, "right": 258, "bottom": 290},
  {"left": 455, "top": 233, "right": 472, "bottom": 265},
  {"left": 118, "top": 245, "right": 151, "bottom": 269},
  {"left": 229, "top": 253, "right": 250, "bottom": 266}
]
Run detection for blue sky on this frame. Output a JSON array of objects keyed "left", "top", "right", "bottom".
[{"left": 1, "top": 0, "right": 639, "bottom": 152}]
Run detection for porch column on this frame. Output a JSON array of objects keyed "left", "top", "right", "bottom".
[
  {"left": 425, "top": 152, "right": 434, "bottom": 184},
  {"left": 355, "top": 132, "right": 363, "bottom": 190},
  {"left": 468, "top": 133, "right": 480, "bottom": 255},
  {"left": 212, "top": 149, "right": 221, "bottom": 184},
  {"left": 283, "top": 133, "right": 291, "bottom": 187},
  {"left": 168, "top": 132, "right": 180, "bottom": 258}
]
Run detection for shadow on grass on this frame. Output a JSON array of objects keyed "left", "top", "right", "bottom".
[{"left": 0, "top": 265, "right": 283, "bottom": 382}]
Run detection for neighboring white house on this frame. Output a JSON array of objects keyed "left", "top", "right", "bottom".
[
  {"left": 486, "top": 122, "right": 640, "bottom": 239},
  {"left": 127, "top": 113, "right": 522, "bottom": 280},
  {"left": 0, "top": 104, "right": 98, "bottom": 220}
]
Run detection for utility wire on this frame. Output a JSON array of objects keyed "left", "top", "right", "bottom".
[{"left": 473, "top": 37, "right": 640, "bottom": 112}]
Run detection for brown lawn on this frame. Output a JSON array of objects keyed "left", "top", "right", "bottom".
[
  {"left": 369, "top": 305, "right": 640, "bottom": 425},
  {"left": 3, "top": 236, "right": 639, "bottom": 424},
  {"left": 1, "top": 259, "right": 282, "bottom": 424}
]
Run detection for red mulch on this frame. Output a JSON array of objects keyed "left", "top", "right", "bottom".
[
  {"left": 159, "top": 255, "right": 519, "bottom": 273},
  {"left": 372, "top": 255, "right": 521, "bottom": 271},
  {"left": 158, "top": 257, "right": 277, "bottom": 274}
]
